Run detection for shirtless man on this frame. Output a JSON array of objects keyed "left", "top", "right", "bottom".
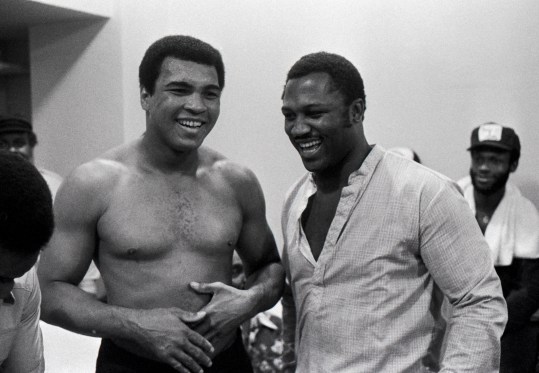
[{"left": 38, "top": 35, "right": 285, "bottom": 373}]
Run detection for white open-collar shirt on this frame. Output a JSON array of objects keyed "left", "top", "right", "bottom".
[
  {"left": 281, "top": 145, "right": 507, "bottom": 372},
  {"left": 0, "top": 267, "right": 44, "bottom": 373}
]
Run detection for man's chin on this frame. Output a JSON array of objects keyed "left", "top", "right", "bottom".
[
  {"left": 12, "top": 152, "right": 30, "bottom": 161},
  {"left": 472, "top": 181, "right": 504, "bottom": 196}
]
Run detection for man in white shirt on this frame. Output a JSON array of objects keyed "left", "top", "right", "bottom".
[
  {"left": 280, "top": 52, "right": 507, "bottom": 372},
  {"left": 458, "top": 123, "right": 539, "bottom": 373},
  {"left": 0, "top": 151, "right": 54, "bottom": 372}
]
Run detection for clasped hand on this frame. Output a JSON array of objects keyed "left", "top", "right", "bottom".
[
  {"left": 188, "top": 281, "right": 255, "bottom": 354},
  {"left": 119, "top": 282, "right": 254, "bottom": 373}
]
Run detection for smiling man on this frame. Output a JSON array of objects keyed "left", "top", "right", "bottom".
[
  {"left": 279, "top": 52, "right": 507, "bottom": 372},
  {"left": 458, "top": 123, "right": 539, "bottom": 373},
  {"left": 37, "top": 35, "right": 284, "bottom": 373},
  {"left": 0, "top": 151, "right": 54, "bottom": 373}
]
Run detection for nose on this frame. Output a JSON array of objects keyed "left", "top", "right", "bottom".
[
  {"left": 478, "top": 161, "right": 490, "bottom": 172},
  {"left": 184, "top": 93, "right": 206, "bottom": 113},
  {"left": 287, "top": 116, "right": 311, "bottom": 137}
]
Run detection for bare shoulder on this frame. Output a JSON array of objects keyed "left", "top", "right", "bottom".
[
  {"left": 56, "top": 142, "right": 136, "bottom": 214},
  {"left": 199, "top": 147, "right": 263, "bottom": 209},
  {"left": 200, "top": 147, "right": 260, "bottom": 190}
]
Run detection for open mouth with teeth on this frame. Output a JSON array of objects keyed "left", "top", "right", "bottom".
[
  {"left": 298, "top": 139, "right": 322, "bottom": 154},
  {"left": 176, "top": 119, "right": 203, "bottom": 129}
]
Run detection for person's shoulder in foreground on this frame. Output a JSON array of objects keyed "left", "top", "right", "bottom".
[
  {"left": 0, "top": 151, "right": 54, "bottom": 373},
  {"left": 279, "top": 51, "right": 506, "bottom": 373},
  {"left": 38, "top": 34, "right": 284, "bottom": 373}
]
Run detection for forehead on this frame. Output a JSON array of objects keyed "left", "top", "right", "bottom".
[
  {"left": 157, "top": 57, "right": 219, "bottom": 88},
  {"left": 471, "top": 147, "right": 511, "bottom": 157},
  {"left": 282, "top": 72, "right": 344, "bottom": 108}
]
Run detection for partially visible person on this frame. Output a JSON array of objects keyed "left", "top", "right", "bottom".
[
  {"left": 0, "top": 116, "right": 62, "bottom": 199},
  {"left": 458, "top": 122, "right": 539, "bottom": 373},
  {"left": 279, "top": 52, "right": 507, "bottom": 372},
  {"left": 0, "top": 115, "right": 103, "bottom": 299},
  {"left": 0, "top": 151, "right": 54, "bottom": 373},
  {"left": 233, "top": 252, "right": 284, "bottom": 373},
  {"left": 387, "top": 146, "right": 421, "bottom": 163},
  {"left": 38, "top": 35, "right": 284, "bottom": 373}
]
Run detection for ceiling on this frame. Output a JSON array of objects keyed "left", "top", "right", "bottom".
[{"left": 0, "top": 0, "right": 106, "bottom": 40}]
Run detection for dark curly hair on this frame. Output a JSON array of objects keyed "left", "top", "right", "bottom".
[
  {"left": 139, "top": 35, "right": 225, "bottom": 94},
  {"left": 284, "top": 52, "right": 366, "bottom": 108},
  {"left": 0, "top": 151, "right": 54, "bottom": 255}
]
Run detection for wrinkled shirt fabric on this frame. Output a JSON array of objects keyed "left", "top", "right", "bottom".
[
  {"left": 0, "top": 267, "right": 44, "bottom": 373},
  {"left": 281, "top": 145, "right": 507, "bottom": 373}
]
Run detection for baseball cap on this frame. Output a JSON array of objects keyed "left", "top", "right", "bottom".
[
  {"left": 467, "top": 122, "right": 520, "bottom": 154},
  {"left": 0, "top": 116, "right": 33, "bottom": 135}
]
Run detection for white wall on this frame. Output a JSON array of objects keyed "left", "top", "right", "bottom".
[
  {"left": 29, "top": 7, "right": 123, "bottom": 177},
  {"left": 30, "top": 0, "right": 539, "bottom": 245},
  {"left": 110, "top": 0, "right": 539, "bottom": 245}
]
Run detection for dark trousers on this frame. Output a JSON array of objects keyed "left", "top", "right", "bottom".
[
  {"left": 500, "top": 322, "right": 539, "bottom": 373},
  {"left": 96, "top": 331, "right": 253, "bottom": 373}
]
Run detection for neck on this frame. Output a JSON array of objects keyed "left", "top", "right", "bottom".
[
  {"left": 314, "top": 141, "right": 372, "bottom": 193},
  {"left": 474, "top": 186, "right": 506, "bottom": 212},
  {"left": 139, "top": 135, "right": 199, "bottom": 174}
]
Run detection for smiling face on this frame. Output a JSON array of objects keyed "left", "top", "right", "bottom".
[
  {"left": 141, "top": 57, "right": 221, "bottom": 153},
  {"left": 281, "top": 72, "right": 359, "bottom": 176},
  {"left": 470, "top": 147, "right": 516, "bottom": 195}
]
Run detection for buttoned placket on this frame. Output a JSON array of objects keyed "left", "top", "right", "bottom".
[{"left": 296, "top": 146, "right": 382, "bottom": 288}]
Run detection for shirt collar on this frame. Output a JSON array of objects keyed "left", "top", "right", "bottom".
[{"left": 305, "top": 144, "right": 384, "bottom": 188}]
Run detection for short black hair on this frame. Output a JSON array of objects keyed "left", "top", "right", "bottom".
[
  {"left": 285, "top": 52, "right": 366, "bottom": 108},
  {"left": 0, "top": 151, "right": 54, "bottom": 255},
  {"left": 139, "top": 35, "right": 225, "bottom": 94}
]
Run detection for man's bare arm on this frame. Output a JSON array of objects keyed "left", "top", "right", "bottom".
[
  {"left": 190, "top": 163, "right": 285, "bottom": 352},
  {"left": 37, "top": 161, "right": 213, "bottom": 373}
]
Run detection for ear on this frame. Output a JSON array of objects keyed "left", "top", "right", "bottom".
[
  {"left": 140, "top": 87, "right": 151, "bottom": 111},
  {"left": 348, "top": 98, "right": 365, "bottom": 125},
  {"left": 509, "top": 159, "right": 518, "bottom": 173}
]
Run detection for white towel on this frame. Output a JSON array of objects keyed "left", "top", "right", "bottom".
[{"left": 458, "top": 176, "right": 539, "bottom": 265}]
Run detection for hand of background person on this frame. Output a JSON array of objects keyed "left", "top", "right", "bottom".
[
  {"left": 188, "top": 281, "right": 255, "bottom": 355},
  {"left": 114, "top": 307, "right": 214, "bottom": 373}
]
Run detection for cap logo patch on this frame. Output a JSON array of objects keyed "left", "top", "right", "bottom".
[{"left": 478, "top": 124, "right": 503, "bottom": 142}]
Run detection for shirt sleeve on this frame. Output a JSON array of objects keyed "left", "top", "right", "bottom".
[
  {"left": 2, "top": 268, "right": 44, "bottom": 373},
  {"left": 419, "top": 180, "right": 507, "bottom": 373}
]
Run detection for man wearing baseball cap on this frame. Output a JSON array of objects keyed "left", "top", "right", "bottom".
[
  {"left": 458, "top": 122, "right": 539, "bottom": 373},
  {"left": 0, "top": 116, "right": 63, "bottom": 199}
]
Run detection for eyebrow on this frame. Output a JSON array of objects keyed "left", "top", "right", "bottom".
[
  {"left": 165, "top": 81, "right": 221, "bottom": 91},
  {"left": 282, "top": 103, "right": 327, "bottom": 110}
]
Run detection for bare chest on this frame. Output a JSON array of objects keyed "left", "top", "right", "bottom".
[
  {"left": 302, "top": 191, "right": 341, "bottom": 261},
  {"left": 97, "top": 174, "right": 242, "bottom": 259}
]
